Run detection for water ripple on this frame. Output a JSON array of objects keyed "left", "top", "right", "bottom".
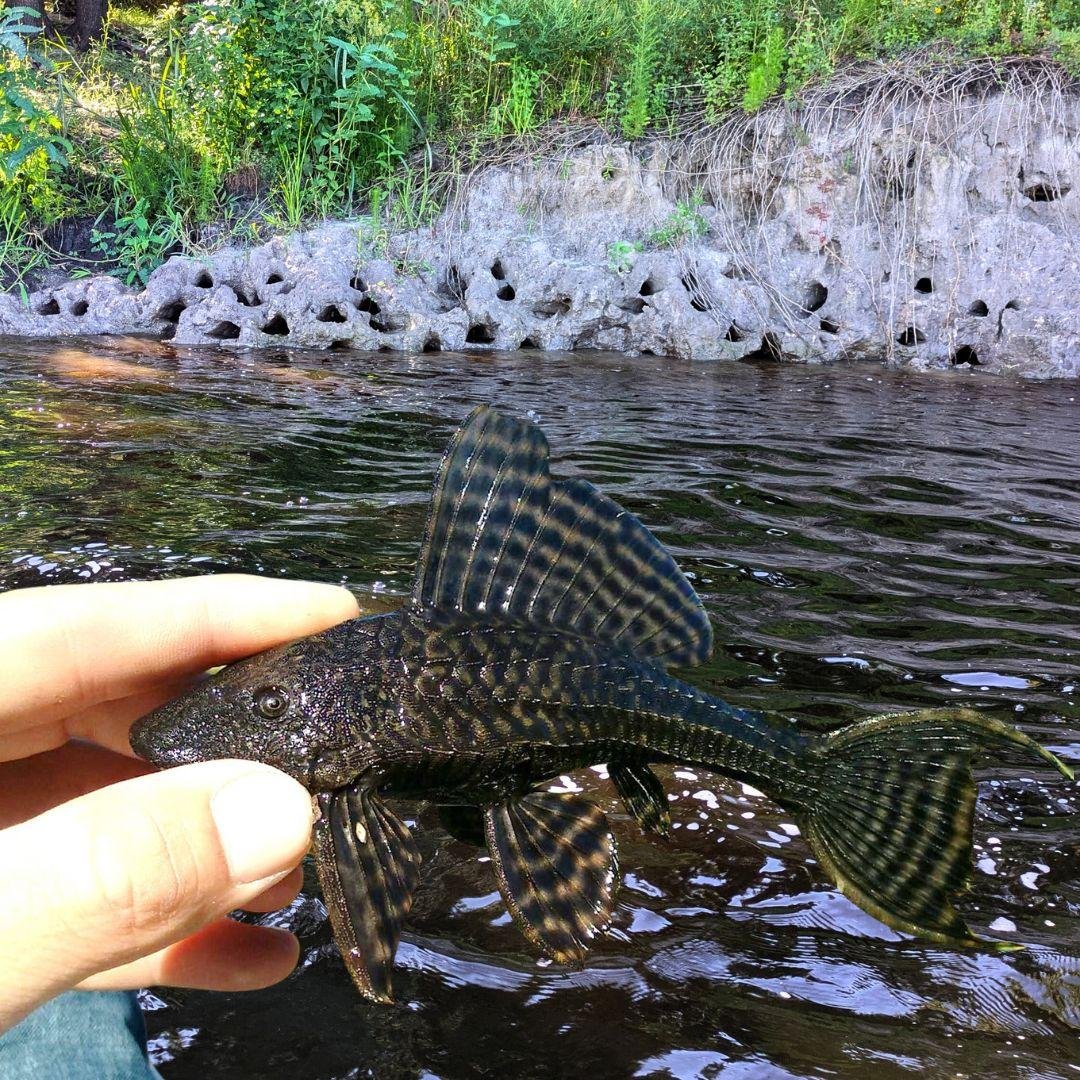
[{"left": 0, "top": 340, "right": 1076, "bottom": 1079}]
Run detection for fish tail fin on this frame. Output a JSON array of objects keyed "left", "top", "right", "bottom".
[{"left": 799, "top": 708, "right": 1073, "bottom": 944}]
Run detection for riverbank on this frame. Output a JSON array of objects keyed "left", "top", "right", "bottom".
[{"left": 4, "top": 54, "right": 1079, "bottom": 377}]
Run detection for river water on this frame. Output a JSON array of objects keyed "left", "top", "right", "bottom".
[{"left": 0, "top": 338, "right": 1077, "bottom": 1079}]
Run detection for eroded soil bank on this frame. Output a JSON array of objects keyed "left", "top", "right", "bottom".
[{"left": 4, "top": 59, "right": 1078, "bottom": 377}]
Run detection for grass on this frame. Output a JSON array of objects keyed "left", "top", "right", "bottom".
[{"left": 2, "top": 0, "right": 1080, "bottom": 286}]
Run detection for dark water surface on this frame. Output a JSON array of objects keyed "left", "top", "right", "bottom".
[{"left": 1, "top": 338, "right": 1077, "bottom": 1079}]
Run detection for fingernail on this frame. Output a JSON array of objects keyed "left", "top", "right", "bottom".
[
  {"left": 211, "top": 768, "right": 315, "bottom": 884},
  {"left": 268, "top": 579, "right": 359, "bottom": 616}
]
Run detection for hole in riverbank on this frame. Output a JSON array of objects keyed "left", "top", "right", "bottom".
[
  {"left": 1024, "top": 182, "right": 1069, "bottom": 203},
  {"left": 896, "top": 327, "right": 925, "bottom": 346},
  {"left": 639, "top": 277, "right": 658, "bottom": 296},
  {"left": 490, "top": 259, "right": 506, "bottom": 280},
  {"left": 36, "top": 297, "right": 60, "bottom": 316},
  {"left": 497, "top": 284, "right": 516, "bottom": 301},
  {"left": 156, "top": 300, "right": 186, "bottom": 323},
  {"left": 70, "top": 299, "right": 89, "bottom": 317},
  {"left": 422, "top": 334, "right": 442, "bottom": 353},
  {"left": 801, "top": 281, "right": 828, "bottom": 314},
  {"left": 681, "top": 272, "right": 711, "bottom": 312},
  {"left": 725, "top": 323, "right": 745, "bottom": 342},
  {"left": 194, "top": 270, "right": 213, "bottom": 289},
  {"left": 443, "top": 265, "right": 467, "bottom": 305},
  {"left": 723, "top": 263, "right": 753, "bottom": 280},
  {"left": 349, "top": 275, "right": 365, "bottom": 292},
  {"left": 235, "top": 289, "right": 259, "bottom": 307},
  {"left": 318, "top": 305, "right": 347, "bottom": 323},
  {"left": 370, "top": 314, "right": 405, "bottom": 333},
  {"left": 208, "top": 320, "right": 240, "bottom": 340},
  {"left": 915, "top": 277, "right": 933, "bottom": 294},
  {"left": 744, "top": 331, "right": 783, "bottom": 362},
  {"left": 951, "top": 344, "right": 980, "bottom": 366},
  {"left": 261, "top": 314, "right": 289, "bottom": 335},
  {"left": 968, "top": 300, "right": 989, "bottom": 317},
  {"left": 329, "top": 339, "right": 352, "bottom": 351},
  {"left": 266, "top": 272, "right": 283, "bottom": 285},
  {"left": 466, "top": 322, "right": 496, "bottom": 344},
  {"left": 533, "top": 297, "right": 571, "bottom": 318},
  {"left": 819, "top": 318, "right": 839, "bottom": 334},
  {"left": 1004, "top": 298, "right": 1022, "bottom": 311},
  {"left": 356, "top": 295, "right": 381, "bottom": 316},
  {"left": 619, "top": 297, "right": 646, "bottom": 314},
  {"left": 520, "top": 337, "right": 539, "bottom": 349}
]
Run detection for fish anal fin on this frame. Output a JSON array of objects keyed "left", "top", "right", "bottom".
[
  {"left": 609, "top": 762, "right": 670, "bottom": 835},
  {"left": 483, "top": 792, "right": 619, "bottom": 964},
  {"left": 313, "top": 787, "right": 421, "bottom": 1003},
  {"left": 412, "top": 407, "right": 712, "bottom": 668}
]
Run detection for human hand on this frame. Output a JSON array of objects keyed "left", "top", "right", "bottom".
[{"left": 0, "top": 574, "right": 359, "bottom": 1033}]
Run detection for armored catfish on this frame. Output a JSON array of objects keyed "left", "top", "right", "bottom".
[{"left": 130, "top": 407, "right": 1074, "bottom": 1002}]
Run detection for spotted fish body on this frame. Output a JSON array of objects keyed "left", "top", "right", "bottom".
[{"left": 131, "top": 408, "right": 1073, "bottom": 1003}]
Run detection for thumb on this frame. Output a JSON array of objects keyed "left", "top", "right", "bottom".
[{"left": 0, "top": 760, "right": 314, "bottom": 1032}]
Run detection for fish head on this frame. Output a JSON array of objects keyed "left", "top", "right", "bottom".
[{"left": 130, "top": 622, "right": 373, "bottom": 790}]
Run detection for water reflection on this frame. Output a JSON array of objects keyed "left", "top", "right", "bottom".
[{"left": 0, "top": 338, "right": 1076, "bottom": 1078}]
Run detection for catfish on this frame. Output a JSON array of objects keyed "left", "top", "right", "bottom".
[{"left": 131, "top": 407, "right": 1074, "bottom": 1002}]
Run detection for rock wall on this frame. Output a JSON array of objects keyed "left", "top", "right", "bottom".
[{"left": 3, "top": 62, "right": 1078, "bottom": 376}]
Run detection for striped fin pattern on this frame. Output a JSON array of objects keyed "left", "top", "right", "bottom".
[
  {"left": 313, "top": 787, "right": 422, "bottom": 1002},
  {"left": 609, "top": 762, "right": 670, "bottom": 834},
  {"left": 412, "top": 407, "right": 712, "bottom": 668},
  {"left": 483, "top": 792, "right": 619, "bottom": 963},
  {"left": 803, "top": 708, "right": 1073, "bottom": 944}
]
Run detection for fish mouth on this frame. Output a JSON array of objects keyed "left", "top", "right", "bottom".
[{"left": 129, "top": 704, "right": 205, "bottom": 768}]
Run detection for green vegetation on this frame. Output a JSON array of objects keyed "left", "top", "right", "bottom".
[{"left": 3, "top": 0, "right": 1080, "bottom": 285}]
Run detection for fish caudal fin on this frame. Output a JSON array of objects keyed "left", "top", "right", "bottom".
[{"left": 801, "top": 708, "right": 1073, "bottom": 944}]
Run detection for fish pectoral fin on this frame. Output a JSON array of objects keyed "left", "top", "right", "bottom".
[
  {"left": 483, "top": 792, "right": 619, "bottom": 965},
  {"left": 609, "top": 762, "right": 670, "bottom": 835},
  {"left": 411, "top": 406, "right": 712, "bottom": 668},
  {"left": 313, "top": 787, "right": 421, "bottom": 1003},
  {"left": 437, "top": 803, "right": 487, "bottom": 847}
]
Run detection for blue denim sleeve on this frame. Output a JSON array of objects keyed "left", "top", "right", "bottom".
[{"left": 0, "top": 990, "right": 158, "bottom": 1080}]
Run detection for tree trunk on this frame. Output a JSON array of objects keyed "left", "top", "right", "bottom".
[
  {"left": 9, "top": 0, "right": 46, "bottom": 26},
  {"left": 74, "top": 0, "right": 106, "bottom": 47},
  {"left": 7, "top": 0, "right": 59, "bottom": 40}
]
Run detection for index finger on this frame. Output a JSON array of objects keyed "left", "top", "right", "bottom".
[{"left": 0, "top": 575, "right": 360, "bottom": 732}]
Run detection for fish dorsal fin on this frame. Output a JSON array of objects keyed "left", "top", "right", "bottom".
[
  {"left": 312, "top": 787, "right": 421, "bottom": 1003},
  {"left": 483, "top": 792, "right": 619, "bottom": 963},
  {"left": 609, "top": 762, "right": 670, "bottom": 834},
  {"left": 412, "top": 407, "right": 712, "bottom": 667}
]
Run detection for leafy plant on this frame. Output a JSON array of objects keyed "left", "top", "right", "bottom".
[
  {"left": 0, "top": 189, "right": 46, "bottom": 291},
  {"left": 648, "top": 196, "right": 709, "bottom": 247},
  {"left": 743, "top": 24, "right": 786, "bottom": 111},
  {"left": 607, "top": 239, "right": 642, "bottom": 274},
  {"left": 621, "top": 0, "right": 662, "bottom": 137},
  {"left": 494, "top": 59, "right": 542, "bottom": 134},
  {"left": 91, "top": 199, "right": 184, "bottom": 286},
  {"left": 0, "top": 7, "right": 70, "bottom": 226}
]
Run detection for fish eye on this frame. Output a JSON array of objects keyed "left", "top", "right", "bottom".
[{"left": 254, "top": 687, "right": 289, "bottom": 719}]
